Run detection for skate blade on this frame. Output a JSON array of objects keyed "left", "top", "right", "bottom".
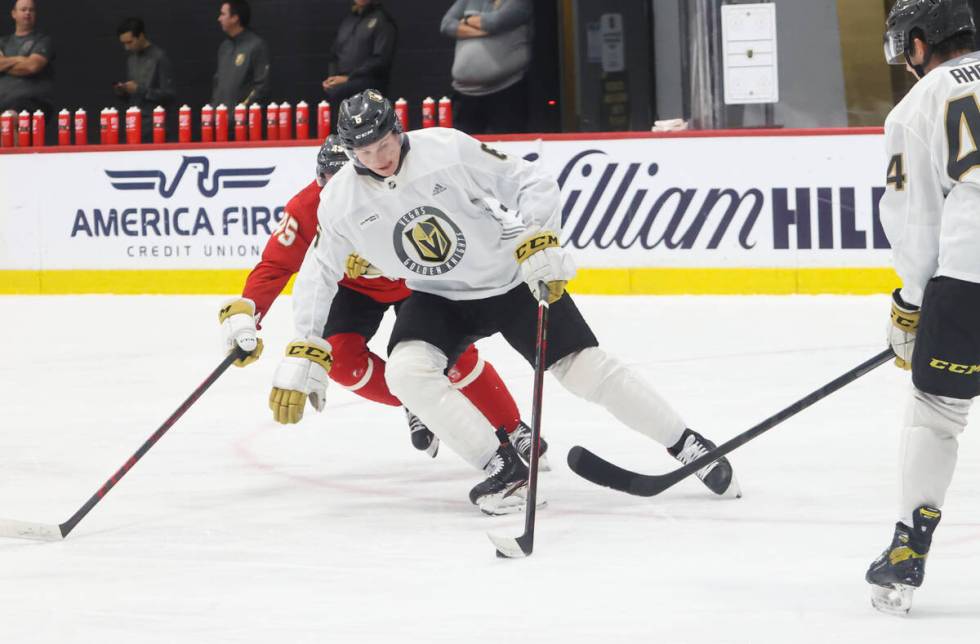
[
  {"left": 538, "top": 452, "right": 551, "bottom": 472},
  {"left": 870, "top": 584, "right": 914, "bottom": 615},
  {"left": 478, "top": 483, "right": 547, "bottom": 516},
  {"left": 425, "top": 436, "right": 440, "bottom": 459},
  {"left": 721, "top": 476, "right": 742, "bottom": 499}
]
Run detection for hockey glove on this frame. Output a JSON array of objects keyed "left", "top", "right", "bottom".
[
  {"left": 888, "top": 288, "right": 919, "bottom": 370},
  {"left": 219, "top": 297, "right": 264, "bottom": 367},
  {"left": 345, "top": 253, "right": 384, "bottom": 279},
  {"left": 515, "top": 231, "right": 576, "bottom": 304},
  {"left": 269, "top": 337, "right": 333, "bottom": 424}
]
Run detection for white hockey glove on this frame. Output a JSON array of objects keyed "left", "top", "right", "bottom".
[
  {"left": 270, "top": 337, "right": 333, "bottom": 424},
  {"left": 515, "top": 231, "right": 576, "bottom": 304},
  {"left": 887, "top": 288, "right": 919, "bottom": 370},
  {"left": 219, "top": 298, "right": 264, "bottom": 367},
  {"left": 345, "top": 253, "right": 384, "bottom": 279}
]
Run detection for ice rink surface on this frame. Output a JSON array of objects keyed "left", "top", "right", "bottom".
[{"left": 1, "top": 294, "right": 978, "bottom": 643}]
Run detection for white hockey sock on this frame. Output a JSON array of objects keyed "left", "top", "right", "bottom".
[
  {"left": 386, "top": 340, "right": 500, "bottom": 471},
  {"left": 899, "top": 388, "right": 971, "bottom": 525},
  {"left": 550, "top": 347, "right": 686, "bottom": 447}
]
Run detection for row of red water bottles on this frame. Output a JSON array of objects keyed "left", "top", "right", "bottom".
[{"left": 0, "top": 96, "right": 453, "bottom": 148}]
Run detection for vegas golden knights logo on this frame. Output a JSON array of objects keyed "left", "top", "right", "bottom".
[{"left": 406, "top": 217, "right": 451, "bottom": 262}]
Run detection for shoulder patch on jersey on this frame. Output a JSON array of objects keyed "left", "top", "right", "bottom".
[{"left": 359, "top": 213, "right": 381, "bottom": 228}]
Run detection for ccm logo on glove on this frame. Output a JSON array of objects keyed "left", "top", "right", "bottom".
[
  {"left": 286, "top": 343, "right": 333, "bottom": 371},
  {"left": 515, "top": 232, "right": 560, "bottom": 262}
]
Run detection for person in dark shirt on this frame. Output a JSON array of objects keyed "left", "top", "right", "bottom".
[
  {"left": 0, "top": 0, "right": 54, "bottom": 117},
  {"left": 114, "top": 17, "right": 175, "bottom": 141},
  {"left": 322, "top": 0, "right": 396, "bottom": 104},
  {"left": 213, "top": 0, "right": 270, "bottom": 108}
]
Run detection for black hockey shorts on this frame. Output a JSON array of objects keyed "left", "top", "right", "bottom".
[
  {"left": 386, "top": 284, "right": 599, "bottom": 368},
  {"left": 321, "top": 284, "right": 405, "bottom": 341},
  {"left": 912, "top": 276, "right": 980, "bottom": 400}
]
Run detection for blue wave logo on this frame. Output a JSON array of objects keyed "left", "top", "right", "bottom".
[{"left": 105, "top": 156, "right": 275, "bottom": 198}]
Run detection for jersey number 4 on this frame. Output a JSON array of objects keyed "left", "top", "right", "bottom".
[{"left": 946, "top": 95, "right": 980, "bottom": 181}]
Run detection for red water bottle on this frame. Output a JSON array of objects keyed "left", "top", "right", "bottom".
[
  {"left": 1, "top": 111, "right": 13, "bottom": 147},
  {"left": 73, "top": 108, "right": 88, "bottom": 145},
  {"left": 278, "top": 101, "right": 293, "bottom": 140},
  {"left": 295, "top": 100, "right": 310, "bottom": 139},
  {"left": 249, "top": 103, "right": 262, "bottom": 140},
  {"left": 18, "top": 110, "right": 31, "bottom": 147},
  {"left": 125, "top": 106, "right": 142, "bottom": 144},
  {"left": 201, "top": 104, "right": 214, "bottom": 142},
  {"left": 152, "top": 106, "right": 166, "bottom": 144},
  {"left": 107, "top": 107, "right": 120, "bottom": 144},
  {"left": 421, "top": 97, "right": 436, "bottom": 128},
  {"left": 31, "top": 110, "right": 45, "bottom": 147},
  {"left": 57, "top": 109, "right": 71, "bottom": 145},
  {"left": 394, "top": 97, "right": 409, "bottom": 132},
  {"left": 438, "top": 96, "right": 453, "bottom": 128},
  {"left": 215, "top": 104, "right": 229, "bottom": 142},
  {"left": 317, "top": 100, "right": 330, "bottom": 139},
  {"left": 266, "top": 102, "right": 279, "bottom": 140},
  {"left": 234, "top": 103, "right": 247, "bottom": 141},
  {"left": 99, "top": 108, "right": 109, "bottom": 144},
  {"left": 178, "top": 104, "right": 192, "bottom": 143}
]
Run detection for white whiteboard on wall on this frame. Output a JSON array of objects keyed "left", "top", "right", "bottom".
[{"left": 722, "top": 3, "right": 779, "bottom": 105}]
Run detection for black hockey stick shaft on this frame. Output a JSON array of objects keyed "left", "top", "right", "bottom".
[
  {"left": 519, "top": 285, "right": 549, "bottom": 551},
  {"left": 568, "top": 347, "right": 895, "bottom": 497},
  {"left": 55, "top": 349, "right": 245, "bottom": 538}
]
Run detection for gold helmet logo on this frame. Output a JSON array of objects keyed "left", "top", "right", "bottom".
[{"left": 406, "top": 217, "right": 451, "bottom": 262}]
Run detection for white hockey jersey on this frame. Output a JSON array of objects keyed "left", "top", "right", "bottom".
[
  {"left": 881, "top": 52, "right": 980, "bottom": 306},
  {"left": 292, "top": 127, "right": 563, "bottom": 339}
]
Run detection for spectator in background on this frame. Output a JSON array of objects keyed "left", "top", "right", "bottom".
[
  {"left": 322, "top": 0, "right": 396, "bottom": 104},
  {"left": 115, "top": 17, "right": 175, "bottom": 141},
  {"left": 213, "top": 0, "right": 270, "bottom": 108},
  {"left": 0, "top": 0, "right": 54, "bottom": 122},
  {"left": 440, "top": 0, "right": 532, "bottom": 134}
]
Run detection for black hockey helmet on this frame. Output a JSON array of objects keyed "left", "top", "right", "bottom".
[
  {"left": 336, "top": 89, "right": 401, "bottom": 151},
  {"left": 884, "top": 0, "right": 975, "bottom": 66},
  {"left": 316, "top": 134, "right": 348, "bottom": 186}
]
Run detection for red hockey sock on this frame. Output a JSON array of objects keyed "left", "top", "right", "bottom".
[
  {"left": 328, "top": 332, "right": 401, "bottom": 406},
  {"left": 450, "top": 346, "right": 521, "bottom": 433}
]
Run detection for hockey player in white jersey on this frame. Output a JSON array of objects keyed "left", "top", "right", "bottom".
[
  {"left": 866, "top": 0, "right": 979, "bottom": 615},
  {"left": 268, "top": 89, "right": 740, "bottom": 515}
]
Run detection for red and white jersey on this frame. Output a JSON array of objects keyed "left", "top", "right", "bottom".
[
  {"left": 242, "top": 180, "right": 411, "bottom": 326},
  {"left": 881, "top": 51, "right": 980, "bottom": 306}
]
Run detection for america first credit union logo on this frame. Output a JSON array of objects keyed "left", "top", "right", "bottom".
[
  {"left": 393, "top": 206, "right": 466, "bottom": 276},
  {"left": 105, "top": 156, "right": 275, "bottom": 198}
]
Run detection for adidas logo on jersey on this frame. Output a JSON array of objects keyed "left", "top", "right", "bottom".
[{"left": 432, "top": 183, "right": 447, "bottom": 196}]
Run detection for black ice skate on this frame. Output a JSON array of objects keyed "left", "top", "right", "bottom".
[
  {"left": 667, "top": 428, "right": 741, "bottom": 498},
  {"left": 866, "top": 506, "right": 941, "bottom": 615},
  {"left": 508, "top": 421, "right": 551, "bottom": 472},
  {"left": 469, "top": 430, "right": 530, "bottom": 516},
  {"left": 405, "top": 409, "right": 439, "bottom": 458}
]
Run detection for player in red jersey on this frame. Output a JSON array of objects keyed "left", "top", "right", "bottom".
[{"left": 219, "top": 136, "right": 546, "bottom": 464}]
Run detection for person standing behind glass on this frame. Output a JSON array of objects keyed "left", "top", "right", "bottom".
[
  {"left": 213, "top": 0, "right": 270, "bottom": 108},
  {"left": 440, "top": 0, "right": 531, "bottom": 134},
  {"left": 114, "top": 17, "right": 175, "bottom": 141},
  {"left": 0, "top": 0, "right": 54, "bottom": 122},
  {"left": 322, "top": 0, "right": 397, "bottom": 104}
]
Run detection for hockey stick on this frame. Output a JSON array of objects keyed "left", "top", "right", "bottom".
[
  {"left": 488, "top": 283, "right": 550, "bottom": 558},
  {"left": 0, "top": 348, "right": 248, "bottom": 541},
  {"left": 567, "top": 347, "right": 895, "bottom": 497}
]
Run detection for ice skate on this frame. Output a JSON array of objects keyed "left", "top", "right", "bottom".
[
  {"left": 469, "top": 431, "right": 531, "bottom": 516},
  {"left": 866, "top": 506, "right": 941, "bottom": 615},
  {"left": 667, "top": 428, "right": 741, "bottom": 498},
  {"left": 508, "top": 421, "right": 550, "bottom": 472},
  {"left": 405, "top": 409, "right": 439, "bottom": 458}
]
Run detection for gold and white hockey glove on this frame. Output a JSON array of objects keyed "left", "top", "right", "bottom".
[
  {"left": 218, "top": 297, "right": 264, "bottom": 367},
  {"left": 515, "top": 231, "right": 576, "bottom": 304},
  {"left": 887, "top": 288, "right": 919, "bottom": 370},
  {"left": 269, "top": 337, "right": 333, "bottom": 424},
  {"left": 345, "top": 253, "right": 384, "bottom": 279}
]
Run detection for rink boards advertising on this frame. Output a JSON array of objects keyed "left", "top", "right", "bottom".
[{"left": 0, "top": 129, "right": 898, "bottom": 295}]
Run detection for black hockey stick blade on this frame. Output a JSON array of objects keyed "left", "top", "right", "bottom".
[
  {"left": 489, "top": 282, "right": 549, "bottom": 559},
  {"left": 0, "top": 347, "right": 247, "bottom": 541},
  {"left": 567, "top": 347, "right": 895, "bottom": 498}
]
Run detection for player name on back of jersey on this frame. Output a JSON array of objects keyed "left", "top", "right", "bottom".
[{"left": 949, "top": 56, "right": 980, "bottom": 84}]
